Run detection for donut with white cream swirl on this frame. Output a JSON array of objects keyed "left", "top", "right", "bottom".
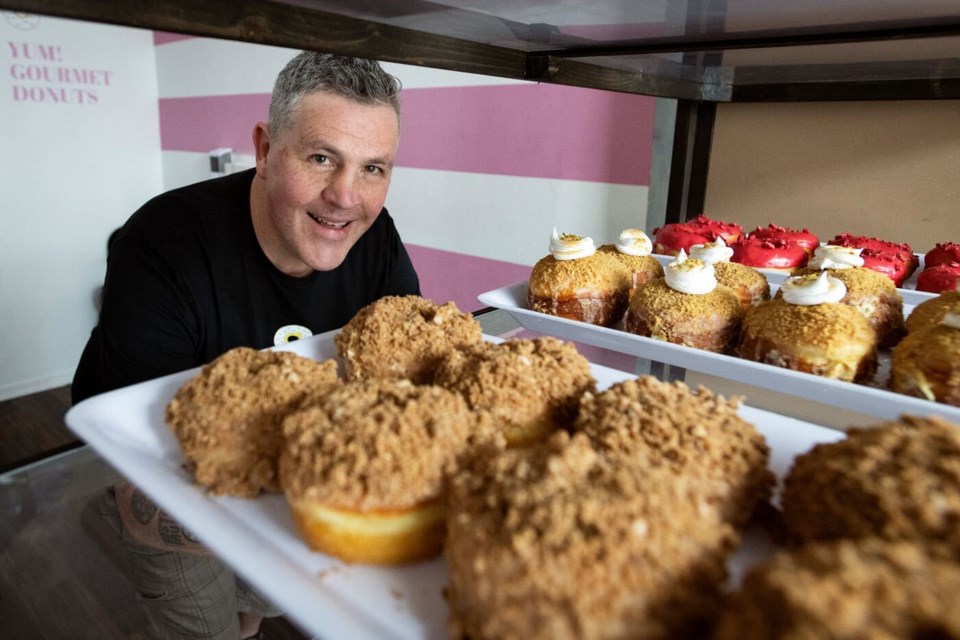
[
  {"left": 665, "top": 250, "right": 717, "bottom": 295},
  {"left": 550, "top": 228, "right": 595, "bottom": 261},
  {"left": 614, "top": 229, "right": 653, "bottom": 257},
  {"left": 781, "top": 272, "right": 847, "bottom": 306},
  {"left": 690, "top": 237, "right": 734, "bottom": 265},
  {"left": 808, "top": 245, "right": 865, "bottom": 271}
]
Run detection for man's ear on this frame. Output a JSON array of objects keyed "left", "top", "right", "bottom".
[{"left": 252, "top": 122, "right": 270, "bottom": 176}]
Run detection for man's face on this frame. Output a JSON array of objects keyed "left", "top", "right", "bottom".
[{"left": 251, "top": 92, "right": 399, "bottom": 276}]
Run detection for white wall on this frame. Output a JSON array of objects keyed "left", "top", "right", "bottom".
[{"left": 0, "top": 14, "right": 162, "bottom": 400}]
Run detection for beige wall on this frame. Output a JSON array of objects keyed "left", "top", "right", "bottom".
[{"left": 704, "top": 101, "right": 960, "bottom": 254}]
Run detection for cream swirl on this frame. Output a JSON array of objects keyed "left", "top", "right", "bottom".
[
  {"left": 943, "top": 312, "right": 960, "bottom": 330},
  {"left": 808, "top": 244, "right": 865, "bottom": 270},
  {"left": 689, "top": 236, "right": 733, "bottom": 264},
  {"left": 781, "top": 271, "right": 847, "bottom": 305},
  {"left": 615, "top": 228, "right": 653, "bottom": 256},
  {"left": 549, "top": 227, "right": 595, "bottom": 261},
  {"left": 665, "top": 249, "right": 717, "bottom": 295}
]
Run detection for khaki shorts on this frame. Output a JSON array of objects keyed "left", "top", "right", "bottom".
[{"left": 98, "top": 487, "right": 282, "bottom": 639}]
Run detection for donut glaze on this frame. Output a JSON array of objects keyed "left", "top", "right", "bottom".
[
  {"left": 858, "top": 250, "right": 910, "bottom": 287},
  {"left": 748, "top": 224, "right": 819, "bottom": 254},
  {"left": 830, "top": 233, "right": 919, "bottom": 279},
  {"left": 730, "top": 236, "right": 809, "bottom": 272},
  {"left": 925, "top": 242, "right": 960, "bottom": 269},
  {"left": 917, "top": 263, "right": 960, "bottom": 294},
  {"left": 653, "top": 215, "right": 742, "bottom": 255}
]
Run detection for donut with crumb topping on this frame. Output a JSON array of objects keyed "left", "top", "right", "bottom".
[
  {"left": 527, "top": 250, "right": 631, "bottom": 327},
  {"left": 714, "top": 261, "right": 770, "bottom": 312},
  {"left": 445, "top": 431, "right": 738, "bottom": 640},
  {"left": 575, "top": 376, "right": 774, "bottom": 527},
  {"left": 166, "top": 347, "right": 341, "bottom": 497},
  {"left": 890, "top": 322, "right": 960, "bottom": 406},
  {"left": 738, "top": 298, "right": 878, "bottom": 383},
  {"left": 906, "top": 290, "right": 960, "bottom": 334},
  {"left": 335, "top": 295, "right": 482, "bottom": 384},
  {"left": 625, "top": 277, "right": 743, "bottom": 353},
  {"left": 788, "top": 266, "right": 904, "bottom": 348},
  {"left": 713, "top": 539, "right": 960, "bottom": 640},
  {"left": 780, "top": 415, "right": 960, "bottom": 553},
  {"left": 280, "top": 379, "right": 493, "bottom": 564},
  {"left": 433, "top": 337, "right": 596, "bottom": 446},
  {"left": 596, "top": 244, "right": 663, "bottom": 297}
]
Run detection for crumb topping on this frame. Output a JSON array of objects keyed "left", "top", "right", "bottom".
[
  {"left": 782, "top": 415, "right": 960, "bottom": 552},
  {"left": 575, "top": 376, "right": 774, "bottom": 525},
  {"left": 166, "top": 347, "right": 341, "bottom": 496},
  {"left": 714, "top": 539, "right": 960, "bottom": 640},
  {"left": 434, "top": 337, "right": 596, "bottom": 433},
  {"left": 794, "top": 265, "right": 899, "bottom": 298},
  {"left": 280, "top": 380, "right": 488, "bottom": 510},
  {"left": 596, "top": 244, "right": 663, "bottom": 279},
  {"left": 445, "top": 431, "right": 738, "bottom": 639},
  {"left": 528, "top": 251, "right": 630, "bottom": 298},
  {"left": 629, "top": 277, "right": 742, "bottom": 319},
  {"left": 742, "top": 297, "right": 876, "bottom": 353},
  {"left": 906, "top": 291, "right": 960, "bottom": 334},
  {"left": 335, "top": 295, "right": 482, "bottom": 384},
  {"left": 715, "top": 261, "right": 770, "bottom": 294}
]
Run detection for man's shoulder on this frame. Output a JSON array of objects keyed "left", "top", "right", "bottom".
[{"left": 124, "top": 170, "right": 254, "bottom": 241}]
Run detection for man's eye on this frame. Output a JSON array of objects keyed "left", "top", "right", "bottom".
[
  {"left": 364, "top": 165, "right": 382, "bottom": 174},
  {"left": 311, "top": 154, "right": 328, "bottom": 164}
]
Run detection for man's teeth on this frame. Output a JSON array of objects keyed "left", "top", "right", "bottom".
[{"left": 308, "top": 213, "right": 347, "bottom": 229}]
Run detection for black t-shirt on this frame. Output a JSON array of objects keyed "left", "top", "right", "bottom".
[{"left": 72, "top": 169, "right": 420, "bottom": 404}]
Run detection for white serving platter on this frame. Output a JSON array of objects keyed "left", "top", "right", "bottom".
[
  {"left": 67, "top": 329, "right": 845, "bottom": 640},
  {"left": 478, "top": 281, "right": 960, "bottom": 425}
]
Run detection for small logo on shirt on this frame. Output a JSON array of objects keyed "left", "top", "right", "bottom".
[{"left": 273, "top": 324, "right": 313, "bottom": 345}]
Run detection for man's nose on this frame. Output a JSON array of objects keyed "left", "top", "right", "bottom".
[{"left": 322, "top": 168, "right": 361, "bottom": 209}]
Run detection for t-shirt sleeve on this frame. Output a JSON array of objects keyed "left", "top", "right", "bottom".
[{"left": 72, "top": 232, "right": 201, "bottom": 403}]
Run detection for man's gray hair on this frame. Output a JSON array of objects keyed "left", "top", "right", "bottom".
[{"left": 268, "top": 51, "right": 402, "bottom": 134}]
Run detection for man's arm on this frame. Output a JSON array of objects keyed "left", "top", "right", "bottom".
[{"left": 115, "top": 480, "right": 209, "bottom": 554}]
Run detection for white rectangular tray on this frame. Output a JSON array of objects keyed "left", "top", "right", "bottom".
[
  {"left": 478, "top": 281, "right": 960, "bottom": 425},
  {"left": 66, "top": 329, "right": 845, "bottom": 640}
]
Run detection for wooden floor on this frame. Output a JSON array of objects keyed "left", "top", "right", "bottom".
[{"left": 0, "top": 386, "right": 311, "bottom": 639}]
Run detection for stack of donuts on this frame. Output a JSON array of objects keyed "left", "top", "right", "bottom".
[{"left": 527, "top": 217, "right": 960, "bottom": 406}]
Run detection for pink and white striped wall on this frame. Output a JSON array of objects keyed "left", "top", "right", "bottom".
[{"left": 154, "top": 34, "right": 655, "bottom": 312}]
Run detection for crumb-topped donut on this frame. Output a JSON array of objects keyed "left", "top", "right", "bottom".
[
  {"left": 280, "top": 379, "right": 490, "bottom": 564},
  {"left": 792, "top": 245, "right": 905, "bottom": 348},
  {"left": 528, "top": 229, "right": 631, "bottom": 327},
  {"left": 780, "top": 415, "right": 960, "bottom": 553},
  {"left": 890, "top": 313, "right": 960, "bottom": 406},
  {"left": 713, "top": 539, "right": 960, "bottom": 640},
  {"left": 730, "top": 235, "right": 809, "bottom": 273},
  {"left": 597, "top": 228, "right": 663, "bottom": 297},
  {"left": 739, "top": 273, "right": 878, "bottom": 383},
  {"left": 625, "top": 251, "right": 743, "bottom": 353},
  {"left": 925, "top": 242, "right": 960, "bottom": 269},
  {"left": 445, "top": 432, "right": 738, "bottom": 640},
  {"left": 166, "top": 347, "right": 340, "bottom": 497},
  {"left": 433, "top": 337, "right": 595, "bottom": 446},
  {"left": 653, "top": 214, "right": 742, "bottom": 256},
  {"left": 748, "top": 223, "right": 819, "bottom": 254},
  {"left": 335, "top": 295, "right": 482, "bottom": 384},
  {"left": 575, "top": 376, "right": 774, "bottom": 527},
  {"left": 906, "top": 290, "right": 960, "bottom": 334},
  {"left": 918, "top": 263, "right": 960, "bottom": 294},
  {"left": 829, "top": 232, "right": 919, "bottom": 283},
  {"left": 690, "top": 237, "right": 770, "bottom": 312}
]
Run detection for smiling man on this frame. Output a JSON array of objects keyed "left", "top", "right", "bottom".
[{"left": 72, "top": 52, "right": 420, "bottom": 639}]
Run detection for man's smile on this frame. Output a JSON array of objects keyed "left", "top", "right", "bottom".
[{"left": 307, "top": 212, "right": 350, "bottom": 229}]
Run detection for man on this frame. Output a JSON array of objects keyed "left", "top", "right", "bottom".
[{"left": 73, "top": 51, "right": 419, "bottom": 639}]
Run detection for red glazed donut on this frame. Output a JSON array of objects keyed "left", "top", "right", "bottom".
[
  {"left": 917, "top": 263, "right": 960, "bottom": 294},
  {"left": 748, "top": 224, "right": 819, "bottom": 255},
  {"left": 925, "top": 242, "right": 960, "bottom": 270},
  {"left": 730, "top": 237, "right": 809, "bottom": 273},
  {"left": 653, "top": 215, "right": 742, "bottom": 256},
  {"left": 829, "top": 233, "right": 919, "bottom": 280}
]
